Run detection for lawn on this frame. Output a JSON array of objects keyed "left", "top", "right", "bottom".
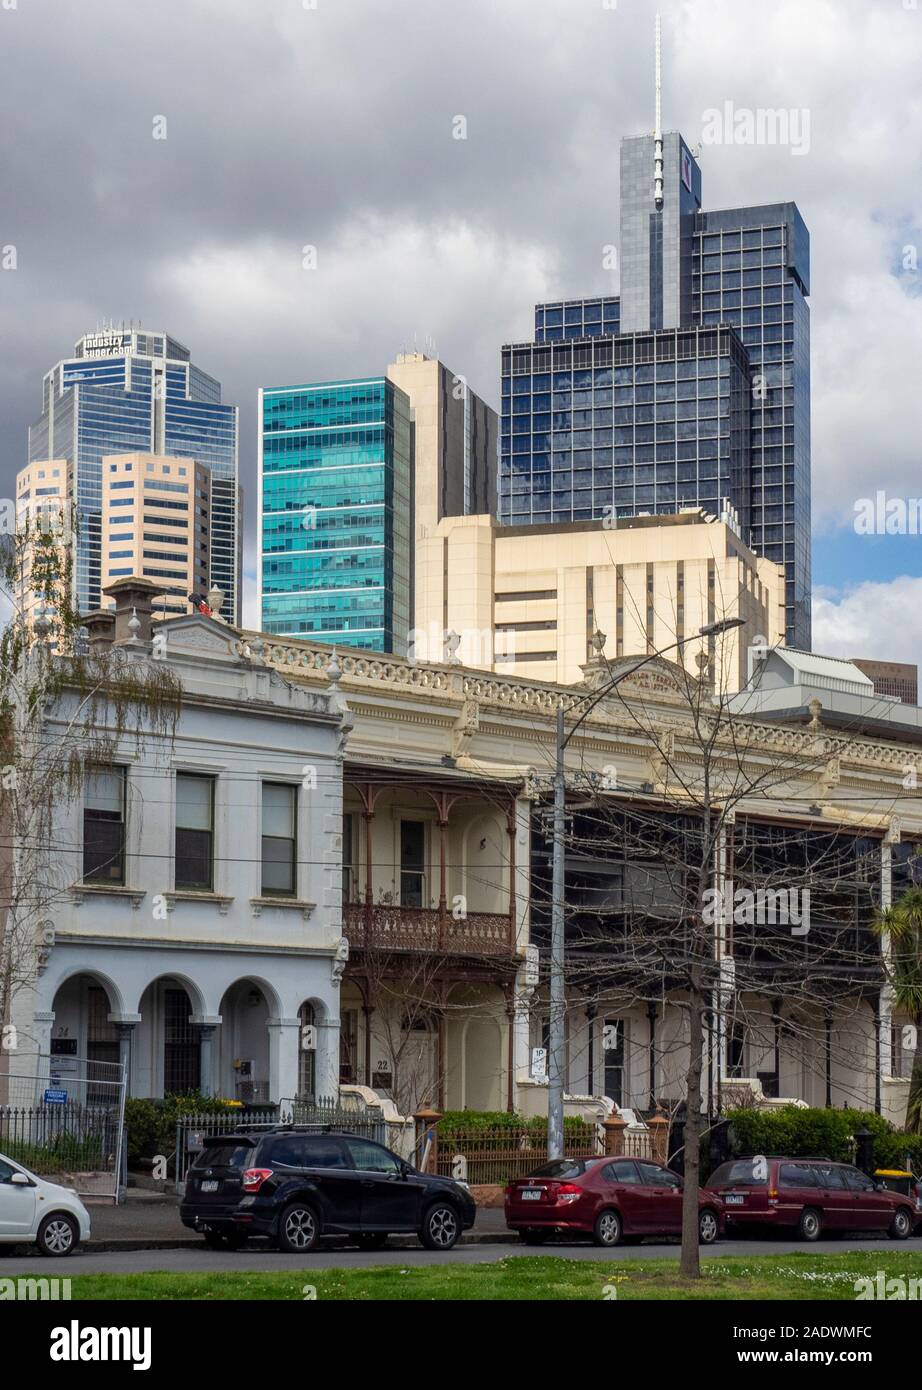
[{"left": 66, "top": 1250, "right": 922, "bottom": 1301}]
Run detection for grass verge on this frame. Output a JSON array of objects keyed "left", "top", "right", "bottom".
[{"left": 62, "top": 1249, "right": 922, "bottom": 1301}]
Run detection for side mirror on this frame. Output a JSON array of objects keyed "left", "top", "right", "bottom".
[{"left": 10, "top": 1173, "right": 30, "bottom": 1187}]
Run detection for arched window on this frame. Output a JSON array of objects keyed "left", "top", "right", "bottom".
[{"left": 298, "top": 1002, "right": 315, "bottom": 1100}]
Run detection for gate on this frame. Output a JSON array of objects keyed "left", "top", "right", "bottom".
[{"left": 0, "top": 1057, "right": 126, "bottom": 1202}]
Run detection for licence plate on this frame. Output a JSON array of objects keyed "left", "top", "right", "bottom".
[
  {"left": 725, "top": 1194, "right": 744, "bottom": 1205},
  {"left": 521, "top": 1190, "right": 542, "bottom": 1201},
  {"left": 200, "top": 1180, "right": 219, "bottom": 1193}
]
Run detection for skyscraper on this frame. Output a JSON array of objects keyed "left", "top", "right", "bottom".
[
  {"left": 28, "top": 327, "right": 240, "bottom": 621},
  {"left": 100, "top": 453, "right": 212, "bottom": 618},
  {"left": 258, "top": 377, "right": 412, "bottom": 652},
  {"left": 258, "top": 355, "right": 498, "bottom": 654},
  {"left": 498, "top": 38, "right": 811, "bottom": 648}
]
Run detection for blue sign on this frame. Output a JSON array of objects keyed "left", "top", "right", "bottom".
[{"left": 43, "top": 1089, "right": 68, "bottom": 1105}]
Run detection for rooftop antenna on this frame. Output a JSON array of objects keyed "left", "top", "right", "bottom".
[{"left": 653, "top": 13, "right": 664, "bottom": 211}]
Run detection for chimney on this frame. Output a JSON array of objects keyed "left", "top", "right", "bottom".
[
  {"left": 82, "top": 610, "right": 116, "bottom": 648},
  {"left": 102, "top": 577, "right": 162, "bottom": 646}
]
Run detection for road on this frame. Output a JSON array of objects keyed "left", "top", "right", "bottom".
[{"left": 0, "top": 1235, "right": 913, "bottom": 1275}]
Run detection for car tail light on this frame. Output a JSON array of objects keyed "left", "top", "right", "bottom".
[
  {"left": 768, "top": 1187, "right": 779, "bottom": 1206},
  {"left": 242, "top": 1168, "right": 273, "bottom": 1193},
  {"left": 550, "top": 1182, "right": 583, "bottom": 1205}
]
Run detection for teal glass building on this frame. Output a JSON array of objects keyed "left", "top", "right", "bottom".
[{"left": 259, "top": 378, "right": 412, "bottom": 653}]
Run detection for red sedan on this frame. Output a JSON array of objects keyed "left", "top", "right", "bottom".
[{"left": 505, "top": 1156, "right": 723, "bottom": 1246}]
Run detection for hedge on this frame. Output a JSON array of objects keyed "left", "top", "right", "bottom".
[
  {"left": 724, "top": 1106, "right": 922, "bottom": 1173},
  {"left": 124, "top": 1093, "right": 247, "bottom": 1169}
]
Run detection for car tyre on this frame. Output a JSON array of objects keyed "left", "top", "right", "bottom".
[
  {"left": 419, "top": 1202, "right": 461, "bottom": 1251},
  {"left": 36, "top": 1212, "right": 79, "bottom": 1257},
  {"left": 355, "top": 1232, "right": 389, "bottom": 1251},
  {"left": 277, "top": 1201, "right": 321, "bottom": 1253},
  {"left": 518, "top": 1229, "right": 549, "bottom": 1245},
  {"left": 888, "top": 1208, "right": 912, "bottom": 1241},
  {"left": 592, "top": 1208, "right": 623, "bottom": 1248},
  {"left": 698, "top": 1208, "right": 720, "bottom": 1245},
  {"left": 797, "top": 1207, "right": 822, "bottom": 1242}
]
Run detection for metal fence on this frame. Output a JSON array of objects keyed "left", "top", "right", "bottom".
[
  {"left": 0, "top": 1057, "right": 126, "bottom": 1200},
  {"left": 174, "top": 1096, "right": 387, "bottom": 1188},
  {"left": 434, "top": 1122, "right": 601, "bottom": 1186}
]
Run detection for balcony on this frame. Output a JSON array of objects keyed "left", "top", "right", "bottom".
[{"left": 343, "top": 902, "right": 515, "bottom": 958}]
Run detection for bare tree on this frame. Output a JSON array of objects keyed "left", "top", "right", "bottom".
[
  {"left": 0, "top": 514, "right": 180, "bottom": 1057},
  {"left": 535, "top": 647, "right": 887, "bottom": 1277}
]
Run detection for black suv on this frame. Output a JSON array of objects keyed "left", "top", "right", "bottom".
[{"left": 180, "top": 1129, "right": 476, "bottom": 1253}]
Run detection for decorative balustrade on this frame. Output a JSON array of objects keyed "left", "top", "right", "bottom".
[{"left": 343, "top": 902, "right": 514, "bottom": 957}]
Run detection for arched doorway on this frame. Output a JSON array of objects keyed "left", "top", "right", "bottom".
[
  {"left": 216, "top": 980, "right": 271, "bottom": 1103},
  {"left": 137, "top": 978, "right": 201, "bottom": 1098}
]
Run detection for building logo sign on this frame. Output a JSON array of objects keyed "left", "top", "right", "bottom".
[
  {"left": 681, "top": 148, "right": 693, "bottom": 193},
  {"left": 81, "top": 331, "right": 130, "bottom": 358}
]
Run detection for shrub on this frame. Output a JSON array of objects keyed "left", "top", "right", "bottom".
[
  {"left": 725, "top": 1105, "right": 920, "bottom": 1172},
  {"left": 124, "top": 1093, "right": 244, "bottom": 1169}
]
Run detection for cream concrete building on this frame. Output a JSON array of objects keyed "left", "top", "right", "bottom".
[
  {"left": 101, "top": 453, "right": 211, "bottom": 617},
  {"left": 14, "top": 460, "right": 73, "bottom": 628},
  {"left": 243, "top": 630, "right": 920, "bottom": 1129},
  {"left": 415, "top": 506, "right": 785, "bottom": 691},
  {"left": 385, "top": 352, "right": 497, "bottom": 625}
]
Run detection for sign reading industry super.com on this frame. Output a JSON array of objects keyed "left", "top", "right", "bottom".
[{"left": 81, "top": 331, "right": 130, "bottom": 358}]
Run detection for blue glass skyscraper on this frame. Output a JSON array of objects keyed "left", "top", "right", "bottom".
[
  {"left": 259, "top": 377, "right": 412, "bottom": 652},
  {"left": 28, "top": 327, "right": 239, "bottom": 620},
  {"left": 499, "top": 129, "right": 811, "bottom": 648}
]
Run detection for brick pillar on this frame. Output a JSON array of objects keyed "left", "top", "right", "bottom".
[
  {"left": 647, "top": 1107, "right": 669, "bottom": 1165},
  {"left": 414, "top": 1102, "right": 441, "bottom": 1173},
  {"left": 603, "top": 1111, "right": 627, "bottom": 1157}
]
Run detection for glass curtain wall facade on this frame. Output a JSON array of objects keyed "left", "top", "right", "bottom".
[
  {"left": 691, "top": 206, "right": 811, "bottom": 649},
  {"left": 499, "top": 133, "right": 811, "bottom": 649},
  {"left": 500, "top": 325, "right": 750, "bottom": 529},
  {"left": 260, "top": 378, "right": 412, "bottom": 653},
  {"left": 28, "top": 330, "right": 239, "bottom": 619}
]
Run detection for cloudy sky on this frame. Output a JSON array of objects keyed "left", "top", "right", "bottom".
[{"left": 1, "top": 0, "right": 921, "bottom": 655}]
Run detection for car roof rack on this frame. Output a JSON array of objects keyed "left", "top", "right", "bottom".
[{"left": 734, "top": 1153, "right": 834, "bottom": 1162}]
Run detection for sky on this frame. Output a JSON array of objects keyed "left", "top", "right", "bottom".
[{"left": 1, "top": 0, "right": 921, "bottom": 658}]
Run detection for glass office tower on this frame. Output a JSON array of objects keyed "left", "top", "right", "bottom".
[
  {"left": 500, "top": 324, "right": 750, "bottom": 531},
  {"left": 259, "top": 377, "right": 412, "bottom": 653},
  {"left": 28, "top": 328, "right": 239, "bottom": 620},
  {"left": 691, "top": 205, "right": 811, "bottom": 650},
  {"left": 499, "top": 131, "right": 811, "bottom": 649}
]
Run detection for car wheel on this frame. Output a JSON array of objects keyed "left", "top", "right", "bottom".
[
  {"left": 277, "top": 1201, "right": 320, "bottom": 1253},
  {"left": 593, "top": 1208, "right": 623, "bottom": 1248},
  {"left": 518, "top": 1229, "right": 549, "bottom": 1245},
  {"left": 797, "top": 1207, "right": 822, "bottom": 1242},
  {"left": 419, "top": 1202, "right": 460, "bottom": 1251},
  {"left": 888, "top": 1207, "right": 912, "bottom": 1241},
  {"left": 36, "top": 1212, "right": 79, "bottom": 1257},
  {"left": 698, "top": 1208, "right": 719, "bottom": 1245},
  {"left": 355, "top": 1232, "right": 389, "bottom": 1251}
]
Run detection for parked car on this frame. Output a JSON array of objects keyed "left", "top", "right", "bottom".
[
  {"left": 180, "top": 1128, "right": 476, "bottom": 1252},
  {"left": 504, "top": 1156, "right": 724, "bottom": 1247},
  {"left": 707, "top": 1156, "right": 918, "bottom": 1241},
  {"left": 0, "top": 1150, "right": 91, "bottom": 1255},
  {"left": 872, "top": 1168, "right": 922, "bottom": 1230}
]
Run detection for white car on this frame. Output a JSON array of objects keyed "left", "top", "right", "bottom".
[{"left": 0, "top": 1151, "right": 91, "bottom": 1255}]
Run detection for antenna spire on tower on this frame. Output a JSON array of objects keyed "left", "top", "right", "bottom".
[{"left": 654, "top": 13, "right": 664, "bottom": 210}]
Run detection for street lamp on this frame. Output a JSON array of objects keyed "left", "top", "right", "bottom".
[{"left": 546, "top": 616, "right": 745, "bottom": 1158}]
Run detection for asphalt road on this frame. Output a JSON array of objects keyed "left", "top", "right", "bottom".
[{"left": 0, "top": 1235, "right": 914, "bottom": 1275}]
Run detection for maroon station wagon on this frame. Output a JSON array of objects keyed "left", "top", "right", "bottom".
[
  {"left": 505, "top": 1156, "right": 724, "bottom": 1247},
  {"left": 708, "top": 1157, "right": 918, "bottom": 1241}
]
